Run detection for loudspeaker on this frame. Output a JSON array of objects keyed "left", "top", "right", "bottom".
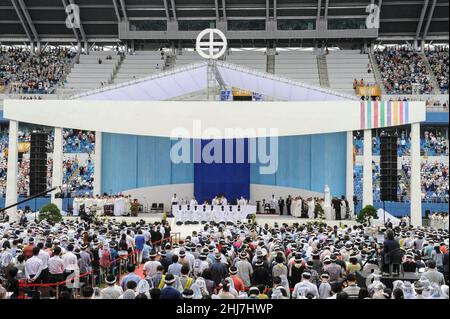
[
  {"left": 380, "top": 134, "right": 398, "bottom": 202},
  {"left": 30, "top": 132, "right": 48, "bottom": 196}
]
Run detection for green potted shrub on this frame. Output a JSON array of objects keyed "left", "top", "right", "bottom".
[
  {"left": 356, "top": 205, "right": 378, "bottom": 225},
  {"left": 314, "top": 203, "right": 325, "bottom": 220},
  {"left": 39, "top": 203, "right": 62, "bottom": 222}
]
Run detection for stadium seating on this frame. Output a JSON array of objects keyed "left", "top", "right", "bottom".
[
  {"left": 174, "top": 50, "right": 205, "bottom": 68},
  {"left": 114, "top": 51, "right": 166, "bottom": 84},
  {"left": 426, "top": 46, "right": 449, "bottom": 94},
  {"left": 224, "top": 50, "right": 267, "bottom": 72},
  {"left": 274, "top": 51, "right": 320, "bottom": 86},
  {"left": 326, "top": 50, "right": 376, "bottom": 95},
  {"left": 0, "top": 47, "right": 75, "bottom": 94},
  {"left": 61, "top": 51, "right": 120, "bottom": 94},
  {"left": 375, "top": 46, "right": 433, "bottom": 94}
]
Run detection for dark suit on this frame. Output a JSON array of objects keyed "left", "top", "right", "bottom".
[
  {"left": 286, "top": 198, "right": 292, "bottom": 215},
  {"left": 332, "top": 199, "right": 341, "bottom": 220},
  {"left": 278, "top": 199, "right": 285, "bottom": 215}
]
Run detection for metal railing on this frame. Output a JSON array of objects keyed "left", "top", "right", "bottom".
[{"left": 15, "top": 232, "right": 181, "bottom": 299}]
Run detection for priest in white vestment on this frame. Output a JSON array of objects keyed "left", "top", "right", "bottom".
[
  {"left": 307, "top": 198, "right": 315, "bottom": 219},
  {"left": 72, "top": 196, "right": 81, "bottom": 216},
  {"left": 292, "top": 198, "right": 302, "bottom": 218}
]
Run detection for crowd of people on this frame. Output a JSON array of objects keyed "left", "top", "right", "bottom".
[
  {"left": 425, "top": 46, "right": 449, "bottom": 94},
  {"left": 420, "top": 162, "right": 449, "bottom": 203},
  {"left": 0, "top": 216, "right": 448, "bottom": 300},
  {"left": 375, "top": 46, "right": 433, "bottom": 94},
  {"left": 353, "top": 129, "right": 449, "bottom": 157},
  {"left": 0, "top": 127, "right": 96, "bottom": 197},
  {"left": 0, "top": 46, "right": 76, "bottom": 94}
]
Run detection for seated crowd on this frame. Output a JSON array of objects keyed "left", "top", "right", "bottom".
[
  {"left": 0, "top": 128, "right": 96, "bottom": 197},
  {"left": 61, "top": 157, "right": 95, "bottom": 195},
  {"left": 425, "top": 46, "right": 449, "bottom": 94},
  {"left": 353, "top": 129, "right": 449, "bottom": 157},
  {"left": 0, "top": 218, "right": 448, "bottom": 300},
  {"left": 375, "top": 46, "right": 433, "bottom": 94},
  {"left": 0, "top": 46, "right": 76, "bottom": 94}
]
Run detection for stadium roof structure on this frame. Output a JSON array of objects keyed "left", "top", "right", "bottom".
[
  {"left": 71, "top": 60, "right": 359, "bottom": 101},
  {"left": 0, "top": 0, "right": 448, "bottom": 46}
]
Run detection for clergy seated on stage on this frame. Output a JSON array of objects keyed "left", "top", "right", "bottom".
[
  {"left": 173, "top": 203, "right": 253, "bottom": 226},
  {"left": 1, "top": 216, "right": 448, "bottom": 300},
  {"left": 72, "top": 194, "right": 137, "bottom": 218}
]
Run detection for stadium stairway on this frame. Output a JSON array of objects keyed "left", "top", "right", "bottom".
[
  {"left": 326, "top": 50, "right": 376, "bottom": 96},
  {"left": 59, "top": 51, "right": 120, "bottom": 95},
  {"left": 274, "top": 51, "right": 320, "bottom": 86},
  {"left": 420, "top": 52, "right": 442, "bottom": 95},
  {"left": 113, "top": 51, "right": 166, "bottom": 84},
  {"left": 368, "top": 51, "right": 386, "bottom": 95},
  {"left": 316, "top": 54, "right": 330, "bottom": 88}
]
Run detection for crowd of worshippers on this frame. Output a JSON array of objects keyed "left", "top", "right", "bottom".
[
  {"left": 0, "top": 217, "right": 448, "bottom": 300},
  {"left": 425, "top": 46, "right": 449, "bottom": 94},
  {"left": 0, "top": 127, "right": 96, "bottom": 197},
  {"left": 0, "top": 46, "right": 76, "bottom": 94},
  {"left": 353, "top": 128, "right": 449, "bottom": 157},
  {"left": 375, "top": 46, "right": 434, "bottom": 94},
  {"left": 399, "top": 161, "right": 449, "bottom": 203}
]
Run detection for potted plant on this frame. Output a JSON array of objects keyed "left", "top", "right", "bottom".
[
  {"left": 39, "top": 203, "right": 62, "bottom": 223},
  {"left": 314, "top": 203, "right": 325, "bottom": 220},
  {"left": 356, "top": 205, "right": 378, "bottom": 225}
]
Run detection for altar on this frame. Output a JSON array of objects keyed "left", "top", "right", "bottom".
[{"left": 172, "top": 205, "right": 256, "bottom": 223}]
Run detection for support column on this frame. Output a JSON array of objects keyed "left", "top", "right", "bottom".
[
  {"left": 362, "top": 129, "right": 373, "bottom": 207},
  {"left": 93, "top": 132, "right": 102, "bottom": 196},
  {"left": 410, "top": 123, "right": 422, "bottom": 226},
  {"left": 346, "top": 131, "right": 354, "bottom": 216},
  {"left": 5, "top": 120, "right": 19, "bottom": 222},
  {"left": 51, "top": 127, "right": 63, "bottom": 211}
]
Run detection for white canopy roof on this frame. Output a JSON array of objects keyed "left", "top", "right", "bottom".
[{"left": 73, "top": 61, "right": 358, "bottom": 102}]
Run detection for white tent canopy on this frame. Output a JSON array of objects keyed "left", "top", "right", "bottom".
[{"left": 73, "top": 61, "right": 358, "bottom": 102}]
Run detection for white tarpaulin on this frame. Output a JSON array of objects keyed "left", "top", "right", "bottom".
[{"left": 372, "top": 208, "right": 401, "bottom": 227}]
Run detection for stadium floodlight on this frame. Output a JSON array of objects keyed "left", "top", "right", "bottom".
[{"left": 195, "top": 28, "right": 227, "bottom": 60}]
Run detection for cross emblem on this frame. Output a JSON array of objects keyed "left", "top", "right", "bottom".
[{"left": 196, "top": 28, "right": 227, "bottom": 60}]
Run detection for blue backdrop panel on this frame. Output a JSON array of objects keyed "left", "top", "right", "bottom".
[
  {"left": 136, "top": 136, "right": 172, "bottom": 187},
  {"left": 170, "top": 139, "right": 194, "bottom": 184},
  {"left": 102, "top": 133, "right": 138, "bottom": 194},
  {"left": 102, "top": 134, "right": 194, "bottom": 194},
  {"left": 250, "top": 132, "right": 346, "bottom": 196},
  {"left": 194, "top": 139, "right": 250, "bottom": 203}
]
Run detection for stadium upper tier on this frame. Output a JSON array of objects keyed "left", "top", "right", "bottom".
[{"left": 1, "top": 46, "right": 449, "bottom": 101}]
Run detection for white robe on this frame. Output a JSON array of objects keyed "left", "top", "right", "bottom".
[
  {"left": 192, "top": 207, "right": 200, "bottom": 222},
  {"left": 72, "top": 198, "right": 80, "bottom": 216},
  {"left": 307, "top": 200, "right": 315, "bottom": 219},
  {"left": 292, "top": 200, "right": 302, "bottom": 218},
  {"left": 114, "top": 198, "right": 125, "bottom": 216},
  {"left": 174, "top": 207, "right": 184, "bottom": 223},
  {"left": 96, "top": 198, "right": 105, "bottom": 215},
  {"left": 183, "top": 206, "right": 192, "bottom": 222}
]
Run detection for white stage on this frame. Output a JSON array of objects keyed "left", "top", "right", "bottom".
[{"left": 63, "top": 214, "right": 357, "bottom": 239}]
